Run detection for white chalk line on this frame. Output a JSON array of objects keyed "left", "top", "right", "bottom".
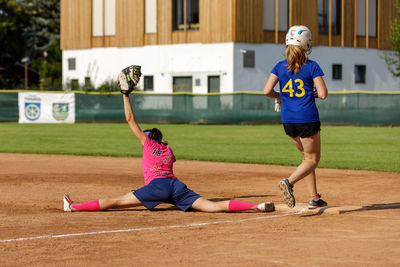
[{"left": 0, "top": 208, "right": 307, "bottom": 243}]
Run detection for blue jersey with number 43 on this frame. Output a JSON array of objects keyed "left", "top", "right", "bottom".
[{"left": 271, "top": 59, "right": 324, "bottom": 123}]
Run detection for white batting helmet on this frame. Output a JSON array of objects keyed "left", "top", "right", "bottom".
[{"left": 286, "top": 25, "right": 312, "bottom": 53}]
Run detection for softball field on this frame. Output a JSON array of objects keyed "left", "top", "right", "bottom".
[{"left": 1, "top": 153, "right": 399, "bottom": 266}]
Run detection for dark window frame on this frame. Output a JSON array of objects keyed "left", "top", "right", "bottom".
[
  {"left": 173, "top": 76, "right": 193, "bottom": 92},
  {"left": 354, "top": 65, "right": 366, "bottom": 84},
  {"left": 68, "top": 58, "right": 76, "bottom": 71},
  {"left": 172, "top": 0, "right": 199, "bottom": 31},
  {"left": 318, "top": 0, "right": 342, "bottom": 35},
  {"left": 332, "top": 64, "right": 343, "bottom": 80},
  {"left": 144, "top": 76, "right": 154, "bottom": 91},
  {"left": 207, "top": 75, "right": 220, "bottom": 93},
  {"left": 243, "top": 50, "right": 255, "bottom": 68}
]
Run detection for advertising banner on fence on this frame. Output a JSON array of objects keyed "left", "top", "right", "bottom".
[{"left": 18, "top": 92, "right": 75, "bottom": 123}]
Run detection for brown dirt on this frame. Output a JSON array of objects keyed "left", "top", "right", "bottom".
[{"left": 1, "top": 153, "right": 399, "bottom": 266}]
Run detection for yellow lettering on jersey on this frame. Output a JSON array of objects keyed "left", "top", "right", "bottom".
[
  {"left": 282, "top": 79, "right": 294, "bottom": 97},
  {"left": 295, "top": 79, "right": 305, "bottom": 97},
  {"left": 282, "top": 78, "right": 305, "bottom": 98}
]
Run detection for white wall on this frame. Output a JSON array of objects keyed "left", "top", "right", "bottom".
[
  {"left": 233, "top": 43, "right": 284, "bottom": 92},
  {"left": 62, "top": 43, "right": 234, "bottom": 93},
  {"left": 63, "top": 42, "right": 399, "bottom": 93},
  {"left": 233, "top": 43, "right": 400, "bottom": 92},
  {"left": 312, "top": 46, "right": 399, "bottom": 91}
]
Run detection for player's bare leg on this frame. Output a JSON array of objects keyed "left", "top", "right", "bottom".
[
  {"left": 98, "top": 192, "right": 143, "bottom": 210},
  {"left": 190, "top": 197, "right": 274, "bottom": 213},
  {"left": 278, "top": 132, "right": 321, "bottom": 208},
  {"left": 287, "top": 132, "right": 320, "bottom": 186},
  {"left": 190, "top": 198, "right": 229, "bottom": 212}
]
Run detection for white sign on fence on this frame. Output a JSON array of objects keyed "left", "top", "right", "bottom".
[{"left": 18, "top": 92, "right": 75, "bottom": 123}]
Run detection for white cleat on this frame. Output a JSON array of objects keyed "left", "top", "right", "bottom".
[
  {"left": 257, "top": 202, "right": 275, "bottom": 212},
  {"left": 63, "top": 193, "right": 74, "bottom": 212}
]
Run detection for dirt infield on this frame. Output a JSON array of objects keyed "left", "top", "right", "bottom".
[{"left": 1, "top": 153, "right": 399, "bottom": 266}]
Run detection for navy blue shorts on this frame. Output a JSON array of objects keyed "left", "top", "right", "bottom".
[
  {"left": 132, "top": 178, "right": 201, "bottom": 212},
  {"left": 283, "top": 122, "right": 321, "bottom": 138}
]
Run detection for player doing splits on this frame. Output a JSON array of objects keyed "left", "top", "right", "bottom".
[
  {"left": 63, "top": 65, "right": 274, "bottom": 213},
  {"left": 263, "top": 25, "right": 328, "bottom": 209}
]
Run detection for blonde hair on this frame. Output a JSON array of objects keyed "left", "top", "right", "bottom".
[{"left": 285, "top": 45, "right": 308, "bottom": 74}]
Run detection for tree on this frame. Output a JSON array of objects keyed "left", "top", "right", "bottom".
[
  {"left": 0, "top": 0, "right": 61, "bottom": 89},
  {"left": 0, "top": 0, "right": 30, "bottom": 88},
  {"left": 382, "top": 0, "right": 400, "bottom": 78},
  {"left": 22, "top": 0, "right": 61, "bottom": 90},
  {"left": 22, "top": 0, "right": 59, "bottom": 60}
]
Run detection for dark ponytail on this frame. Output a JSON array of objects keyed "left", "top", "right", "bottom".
[{"left": 145, "top": 128, "right": 168, "bottom": 145}]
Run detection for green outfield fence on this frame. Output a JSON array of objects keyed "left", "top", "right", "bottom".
[{"left": 1, "top": 90, "right": 399, "bottom": 125}]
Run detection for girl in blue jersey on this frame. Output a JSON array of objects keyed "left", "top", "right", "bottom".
[{"left": 263, "top": 25, "right": 328, "bottom": 209}]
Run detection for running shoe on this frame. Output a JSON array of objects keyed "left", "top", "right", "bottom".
[
  {"left": 257, "top": 202, "right": 275, "bottom": 212},
  {"left": 308, "top": 194, "right": 328, "bottom": 209},
  {"left": 278, "top": 178, "right": 295, "bottom": 208},
  {"left": 63, "top": 193, "right": 74, "bottom": 212}
]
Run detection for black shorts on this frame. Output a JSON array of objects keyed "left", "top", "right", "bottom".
[{"left": 283, "top": 122, "right": 321, "bottom": 138}]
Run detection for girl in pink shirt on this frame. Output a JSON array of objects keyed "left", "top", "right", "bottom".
[{"left": 63, "top": 67, "right": 274, "bottom": 213}]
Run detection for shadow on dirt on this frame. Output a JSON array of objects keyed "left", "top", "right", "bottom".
[{"left": 304, "top": 202, "right": 400, "bottom": 217}]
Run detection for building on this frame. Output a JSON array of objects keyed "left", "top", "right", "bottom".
[{"left": 60, "top": 0, "right": 399, "bottom": 93}]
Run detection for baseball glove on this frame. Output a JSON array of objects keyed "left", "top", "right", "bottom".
[{"left": 117, "top": 65, "right": 142, "bottom": 95}]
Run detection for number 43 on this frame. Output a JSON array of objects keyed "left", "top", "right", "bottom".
[{"left": 282, "top": 79, "right": 305, "bottom": 97}]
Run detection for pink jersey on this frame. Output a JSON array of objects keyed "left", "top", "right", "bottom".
[{"left": 142, "top": 136, "right": 177, "bottom": 185}]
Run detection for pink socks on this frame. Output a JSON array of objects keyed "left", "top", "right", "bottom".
[
  {"left": 71, "top": 200, "right": 100, "bottom": 211},
  {"left": 228, "top": 200, "right": 257, "bottom": 212}
]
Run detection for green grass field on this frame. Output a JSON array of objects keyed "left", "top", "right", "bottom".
[{"left": 0, "top": 122, "right": 399, "bottom": 172}]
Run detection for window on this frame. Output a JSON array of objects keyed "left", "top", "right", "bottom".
[
  {"left": 92, "top": 0, "right": 116, "bottom": 36},
  {"left": 173, "top": 0, "right": 184, "bottom": 31},
  {"left": 173, "top": 76, "right": 192, "bottom": 92},
  {"left": 354, "top": 65, "right": 366, "bottom": 84},
  {"left": 70, "top": 79, "right": 79, "bottom": 90},
  {"left": 208, "top": 76, "right": 220, "bottom": 93},
  {"left": 144, "top": 76, "right": 154, "bottom": 91},
  {"left": 332, "top": 64, "right": 342, "bottom": 80},
  {"left": 243, "top": 50, "right": 255, "bottom": 68},
  {"left": 84, "top": 77, "right": 91, "bottom": 86},
  {"left": 145, "top": 0, "right": 157, "bottom": 34},
  {"left": 263, "top": 0, "right": 288, "bottom": 31},
  {"left": 173, "top": 0, "right": 199, "bottom": 31},
  {"left": 318, "top": 0, "right": 342, "bottom": 35},
  {"left": 187, "top": 0, "right": 199, "bottom": 30},
  {"left": 356, "top": 0, "right": 377, "bottom": 37},
  {"left": 208, "top": 76, "right": 221, "bottom": 110},
  {"left": 68, "top": 58, "right": 76, "bottom": 70},
  {"left": 84, "top": 77, "right": 94, "bottom": 90}
]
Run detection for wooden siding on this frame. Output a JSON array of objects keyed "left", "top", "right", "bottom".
[
  {"left": 156, "top": 0, "right": 172, "bottom": 44},
  {"left": 60, "top": 0, "right": 396, "bottom": 51},
  {"left": 234, "top": 0, "right": 263, "bottom": 43},
  {"left": 60, "top": 0, "right": 91, "bottom": 50},
  {"left": 290, "top": 0, "right": 319, "bottom": 44},
  {"left": 201, "top": 0, "right": 233, "bottom": 42},
  {"left": 263, "top": 31, "right": 287, "bottom": 44},
  {"left": 380, "top": 0, "right": 397, "bottom": 50},
  {"left": 117, "top": 0, "right": 144, "bottom": 47}
]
